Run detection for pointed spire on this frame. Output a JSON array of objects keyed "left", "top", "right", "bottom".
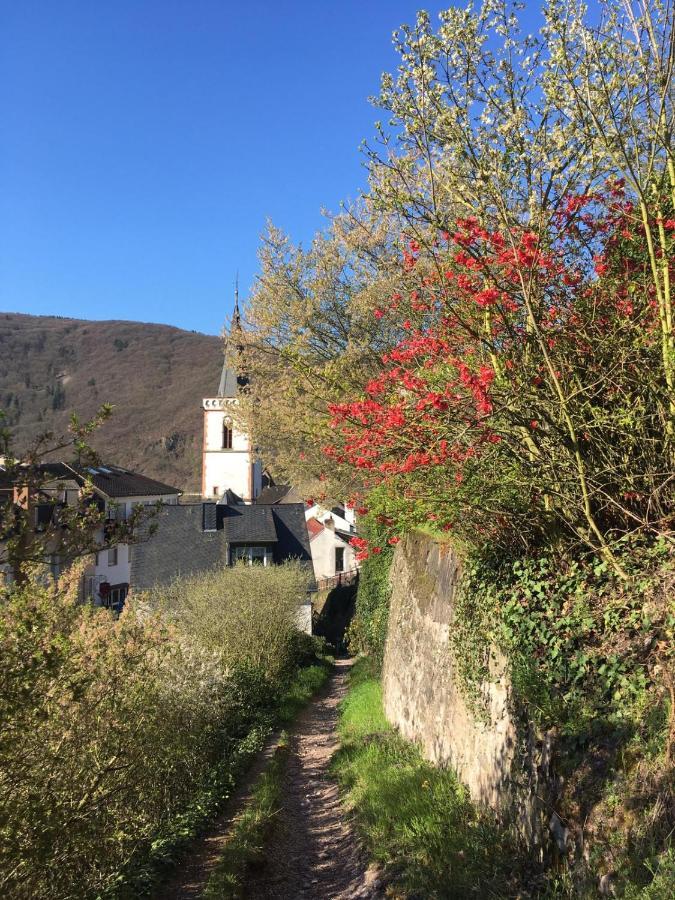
[
  {"left": 217, "top": 275, "right": 246, "bottom": 397},
  {"left": 232, "top": 272, "right": 241, "bottom": 330}
]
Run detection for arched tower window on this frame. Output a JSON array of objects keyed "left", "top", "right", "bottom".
[{"left": 222, "top": 418, "right": 233, "bottom": 450}]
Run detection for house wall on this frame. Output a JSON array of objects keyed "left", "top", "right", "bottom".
[
  {"left": 305, "top": 504, "right": 356, "bottom": 535},
  {"left": 296, "top": 601, "right": 312, "bottom": 634},
  {"left": 130, "top": 503, "right": 229, "bottom": 591},
  {"left": 309, "top": 527, "right": 356, "bottom": 580},
  {"left": 88, "top": 494, "right": 180, "bottom": 602},
  {"left": 129, "top": 504, "right": 313, "bottom": 635},
  {"left": 108, "top": 494, "right": 180, "bottom": 518},
  {"left": 94, "top": 541, "right": 130, "bottom": 587}
]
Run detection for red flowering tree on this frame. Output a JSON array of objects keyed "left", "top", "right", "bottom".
[{"left": 326, "top": 189, "right": 674, "bottom": 573}]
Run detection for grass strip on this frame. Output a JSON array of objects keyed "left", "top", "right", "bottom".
[
  {"left": 277, "top": 661, "right": 332, "bottom": 723},
  {"left": 203, "top": 734, "right": 290, "bottom": 899},
  {"left": 201, "top": 661, "right": 332, "bottom": 898},
  {"left": 332, "top": 658, "right": 523, "bottom": 899}
]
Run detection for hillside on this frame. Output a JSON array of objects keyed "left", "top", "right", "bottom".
[{"left": 0, "top": 312, "right": 224, "bottom": 493}]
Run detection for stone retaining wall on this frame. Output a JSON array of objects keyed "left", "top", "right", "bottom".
[{"left": 381, "top": 531, "right": 554, "bottom": 851}]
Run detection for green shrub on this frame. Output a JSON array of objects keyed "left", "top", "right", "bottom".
[
  {"left": 153, "top": 560, "right": 312, "bottom": 682},
  {"left": 0, "top": 561, "right": 317, "bottom": 898},
  {"left": 450, "top": 539, "right": 674, "bottom": 896},
  {"left": 453, "top": 539, "right": 674, "bottom": 736},
  {"left": 346, "top": 540, "right": 393, "bottom": 666}
]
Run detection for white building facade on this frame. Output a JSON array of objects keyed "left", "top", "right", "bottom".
[
  {"left": 201, "top": 395, "right": 262, "bottom": 501},
  {"left": 201, "top": 295, "right": 262, "bottom": 503},
  {"left": 305, "top": 504, "right": 358, "bottom": 583}
]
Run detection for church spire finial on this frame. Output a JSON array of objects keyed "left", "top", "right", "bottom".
[{"left": 232, "top": 272, "right": 241, "bottom": 330}]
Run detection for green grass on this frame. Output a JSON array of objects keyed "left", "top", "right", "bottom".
[
  {"left": 332, "top": 659, "right": 523, "bottom": 899},
  {"left": 200, "top": 661, "right": 331, "bottom": 898},
  {"left": 277, "top": 661, "right": 331, "bottom": 723},
  {"left": 203, "top": 735, "right": 290, "bottom": 899}
]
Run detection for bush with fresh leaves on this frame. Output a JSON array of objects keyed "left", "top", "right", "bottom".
[
  {"left": 0, "top": 560, "right": 314, "bottom": 899},
  {"left": 152, "top": 560, "right": 312, "bottom": 683}
]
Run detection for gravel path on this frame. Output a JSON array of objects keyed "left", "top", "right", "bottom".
[{"left": 245, "top": 658, "right": 383, "bottom": 900}]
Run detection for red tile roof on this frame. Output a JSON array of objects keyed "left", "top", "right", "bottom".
[{"left": 306, "top": 517, "right": 324, "bottom": 538}]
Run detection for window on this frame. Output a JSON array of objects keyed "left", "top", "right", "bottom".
[
  {"left": 250, "top": 547, "right": 266, "bottom": 566},
  {"left": 335, "top": 546, "right": 345, "bottom": 573},
  {"left": 222, "top": 419, "right": 233, "bottom": 449},
  {"left": 108, "top": 547, "right": 118, "bottom": 566},
  {"left": 231, "top": 546, "right": 269, "bottom": 566},
  {"left": 213, "top": 485, "right": 219, "bottom": 497},
  {"left": 103, "top": 585, "right": 128, "bottom": 614},
  {"left": 107, "top": 503, "right": 126, "bottom": 522}
]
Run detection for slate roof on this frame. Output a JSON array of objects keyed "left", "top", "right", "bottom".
[
  {"left": 220, "top": 488, "right": 244, "bottom": 505},
  {"left": 130, "top": 501, "right": 314, "bottom": 592},
  {"left": 269, "top": 504, "right": 313, "bottom": 564},
  {"left": 71, "top": 464, "right": 181, "bottom": 498},
  {"left": 256, "top": 485, "right": 293, "bottom": 505},
  {"left": 37, "top": 463, "right": 80, "bottom": 481},
  {"left": 255, "top": 485, "right": 306, "bottom": 507},
  {"left": 217, "top": 364, "right": 239, "bottom": 398},
  {"left": 0, "top": 462, "right": 180, "bottom": 499},
  {"left": 219, "top": 504, "right": 278, "bottom": 543}
]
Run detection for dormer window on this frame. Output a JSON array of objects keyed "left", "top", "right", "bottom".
[{"left": 222, "top": 418, "right": 233, "bottom": 450}]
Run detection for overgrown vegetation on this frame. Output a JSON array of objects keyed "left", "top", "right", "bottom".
[
  {"left": 333, "top": 659, "right": 523, "bottom": 898},
  {"left": 346, "top": 534, "right": 674, "bottom": 895},
  {"left": 450, "top": 539, "right": 674, "bottom": 896},
  {"left": 346, "top": 521, "right": 393, "bottom": 666},
  {"left": 0, "top": 562, "right": 324, "bottom": 899},
  {"left": 203, "top": 736, "right": 291, "bottom": 900},
  {"left": 241, "top": 1, "right": 675, "bottom": 892}
]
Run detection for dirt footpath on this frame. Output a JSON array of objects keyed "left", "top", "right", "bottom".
[{"left": 245, "top": 658, "right": 383, "bottom": 900}]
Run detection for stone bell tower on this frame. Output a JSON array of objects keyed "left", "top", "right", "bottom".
[{"left": 201, "top": 285, "right": 262, "bottom": 502}]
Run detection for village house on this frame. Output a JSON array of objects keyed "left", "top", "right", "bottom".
[
  {"left": 251, "top": 488, "right": 360, "bottom": 587},
  {"left": 304, "top": 503, "right": 358, "bottom": 587},
  {"left": 0, "top": 458, "right": 181, "bottom": 603},
  {"left": 1, "top": 293, "right": 354, "bottom": 632}
]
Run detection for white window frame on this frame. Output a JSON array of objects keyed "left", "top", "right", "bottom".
[{"left": 231, "top": 546, "right": 270, "bottom": 566}]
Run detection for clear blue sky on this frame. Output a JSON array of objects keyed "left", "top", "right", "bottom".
[{"left": 0, "top": 0, "right": 429, "bottom": 335}]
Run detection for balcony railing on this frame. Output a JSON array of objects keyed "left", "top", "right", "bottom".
[{"left": 316, "top": 569, "right": 359, "bottom": 592}]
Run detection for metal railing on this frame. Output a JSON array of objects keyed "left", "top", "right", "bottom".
[{"left": 316, "top": 569, "right": 359, "bottom": 592}]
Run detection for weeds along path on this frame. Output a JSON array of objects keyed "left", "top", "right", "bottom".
[
  {"left": 157, "top": 731, "right": 286, "bottom": 900},
  {"left": 245, "top": 658, "right": 383, "bottom": 900}
]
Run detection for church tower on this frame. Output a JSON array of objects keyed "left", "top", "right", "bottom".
[{"left": 201, "top": 286, "right": 262, "bottom": 502}]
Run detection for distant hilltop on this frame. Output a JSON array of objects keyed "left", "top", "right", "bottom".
[{"left": 0, "top": 312, "right": 223, "bottom": 492}]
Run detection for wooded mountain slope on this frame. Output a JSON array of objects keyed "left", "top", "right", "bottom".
[{"left": 0, "top": 312, "right": 223, "bottom": 492}]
